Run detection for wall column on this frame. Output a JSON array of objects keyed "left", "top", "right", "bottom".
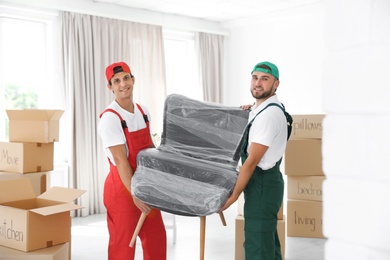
[{"left": 322, "top": 0, "right": 390, "bottom": 259}]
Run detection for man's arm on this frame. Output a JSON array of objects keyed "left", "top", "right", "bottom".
[
  {"left": 109, "top": 144, "right": 151, "bottom": 213},
  {"left": 219, "top": 142, "right": 269, "bottom": 212}
]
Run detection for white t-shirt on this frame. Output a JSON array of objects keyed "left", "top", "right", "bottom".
[
  {"left": 98, "top": 101, "right": 151, "bottom": 166},
  {"left": 247, "top": 95, "right": 287, "bottom": 170}
]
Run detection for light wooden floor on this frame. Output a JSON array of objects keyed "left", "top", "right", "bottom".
[{"left": 71, "top": 202, "right": 326, "bottom": 260}]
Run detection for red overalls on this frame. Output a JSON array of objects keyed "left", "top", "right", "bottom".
[{"left": 101, "top": 104, "right": 166, "bottom": 260}]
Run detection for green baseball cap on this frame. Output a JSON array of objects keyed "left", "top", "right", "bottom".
[{"left": 251, "top": 61, "right": 279, "bottom": 80}]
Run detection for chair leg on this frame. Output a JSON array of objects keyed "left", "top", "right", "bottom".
[
  {"left": 200, "top": 216, "right": 206, "bottom": 260},
  {"left": 129, "top": 212, "right": 147, "bottom": 247},
  {"left": 219, "top": 212, "right": 227, "bottom": 226}
]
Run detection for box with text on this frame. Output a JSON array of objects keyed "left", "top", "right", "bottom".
[
  {"left": 287, "top": 199, "right": 324, "bottom": 238},
  {"left": 287, "top": 176, "right": 325, "bottom": 201},
  {"left": 0, "top": 179, "right": 85, "bottom": 252},
  {"left": 0, "top": 142, "right": 54, "bottom": 173},
  {"left": 290, "top": 114, "right": 325, "bottom": 140}
]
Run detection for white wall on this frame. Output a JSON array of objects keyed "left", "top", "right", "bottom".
[
  {"left": 0, "top": 0, "right": 228, "bottom": 35},
  {"left": 223, "top": 3, "right": 326, "bottom": 115},
  {"left": 322, "top": 0, "right": 390, "bottom": 259}
]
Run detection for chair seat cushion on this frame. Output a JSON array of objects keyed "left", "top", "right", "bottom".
[{"left": 132, "top": 148, "right": 238, "bottom": 216}]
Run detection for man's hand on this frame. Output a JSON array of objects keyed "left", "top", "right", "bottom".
[
  {"left": 240, "top": 103, "right": 254, "bottom": 110},
  {"left": 133, "top": 196, "right": 152, "bottom": 214},
  {"left": 219, "top": 194, "right": 238, "bottom": 213}
]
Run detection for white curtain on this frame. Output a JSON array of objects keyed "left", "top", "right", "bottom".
[
  {"left": 195, "top": 32, "right": 224, "bottom": 103},
  {"left": 59, "top": 11, "right": 166, "bottom": 216}
]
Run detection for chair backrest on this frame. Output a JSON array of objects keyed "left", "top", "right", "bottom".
[{"left": 159, "top": 94, "right": 249, "bottom": 167}]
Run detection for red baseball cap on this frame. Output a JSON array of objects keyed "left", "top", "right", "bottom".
[{"left": 105, "top": 61, "right": 132, "bottom": 82}]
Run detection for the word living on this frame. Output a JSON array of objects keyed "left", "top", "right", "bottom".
[{"left": 294, "top": 211, "right": 318, "bottom": 232}]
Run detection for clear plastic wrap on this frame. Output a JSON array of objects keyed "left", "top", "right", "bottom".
[{"left": 131, "top": 94, "right": 249, "bottom": 216}]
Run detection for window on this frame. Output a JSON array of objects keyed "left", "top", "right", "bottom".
[
  {"left": 0, "top": 6, "right": 60, "bottom": 142},
  {"left": 163, "top": 29, "right": 202, "bottom": 101}
]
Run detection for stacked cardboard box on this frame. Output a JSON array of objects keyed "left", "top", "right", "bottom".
[
  {"left": 0, "top": 110, "right": 65, "bottom": 195},
  {"left": 0, "top": 171, "right": 47, "bottom": 196},
  {"left": 0, "top": 110, "right": 64, "bottom": 174},
  {"left": 235, "top": 181, "right": 285, "bottom": 259},
  {"left": 0, "top": 242, "right": 69, "bottom": 260},
  {"left": 285, "top": 114, "right": 326, "bottom": 239},
  {"left": 0, "top": 109, "right": 84, "bottom": 259}
]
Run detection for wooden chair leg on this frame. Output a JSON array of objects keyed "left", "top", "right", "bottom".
[
  {"left": 219, "top": 212, "right": 227, "bottom": 226},
  {"left": 129, "top": 212, "right": 147, "bottom": 247},
  {"left": 200, "top": 216, "right": 206, "bottom": 260}
]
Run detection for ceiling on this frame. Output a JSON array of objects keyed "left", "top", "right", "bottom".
[{"left": 93, "top": 0, "right": 321, "bottom": 23}]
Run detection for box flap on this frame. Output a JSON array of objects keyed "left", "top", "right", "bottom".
[
  {"left": 38, "top": 186, "right": 86, "bottom": 203},
  {"left": 30, "top": 203, "right": 83, "bottom": 216},
  {"left": 48, "top": 110, "right": 64, "bottom": 120},
  {"left": 0, "top": 178, "right": 35, "bottom": 203},
  {"left": 6, "top": 109, "right": 64, "bottom": 121}
]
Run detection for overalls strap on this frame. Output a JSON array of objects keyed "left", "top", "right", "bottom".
[
  {"left": 100, "top": 104, "right": 149, "bottom": 129},
  {"left": 100, "top": 108, "right": 127, "bottom": 129},
  {"left": 242, "top": 103, "right": 280, "bottom": 155}
]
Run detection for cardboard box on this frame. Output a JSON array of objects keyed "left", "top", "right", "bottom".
[
  {"left": 287, "top": 199, "right": 324, "bottom": 238},
  {"left": 290, "top": 114, "right": 325, "bottom": 140},
  {"left": 284, "top": 139, "right": 324, "bottom": 176},
  {"left": 237, "top": 193, "right": 283, "bottom": 220},
  {"left": 0, "top": 178, "right": 85, "bottom": 252},
  {"left": 7, "top": 110, "right": 64, "bottom": 143},
  {"left": 0, "top": 172, "right": 47, "bottom": 196},
  {"left": 0, "top": 142, "right": 54, "bottom": 173},
  {"left": 0, "top": 242, "right": 69, "bottom": 260},
  {"left": 287, "top": 176, "right": 325, "bottom": 201},
  {"left": 235, "top": 215, "right": 285, "bottom": 260}
]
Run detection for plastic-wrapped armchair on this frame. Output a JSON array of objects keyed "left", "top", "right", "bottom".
[{"left": 130, "top": 94, "right": 249, "bottom": 259}]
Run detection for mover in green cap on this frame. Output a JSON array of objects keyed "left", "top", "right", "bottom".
[{"left": 220, "top": 61, "right": 291, "bottom": 260}]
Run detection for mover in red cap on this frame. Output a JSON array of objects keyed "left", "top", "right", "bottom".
[{"left": 98, "top": 61, "right": 166, "bottom": 260}]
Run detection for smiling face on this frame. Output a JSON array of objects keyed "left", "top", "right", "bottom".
[
  {"left": 107, "top": 72, "right": 135, "bottom": 101},
  {"left": 250, "top": 71, "right": 279, "bottom": 101}
]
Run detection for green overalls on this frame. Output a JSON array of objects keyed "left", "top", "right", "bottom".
[{"left": 241, "top": 106, "right": 284, "bottom": 260}]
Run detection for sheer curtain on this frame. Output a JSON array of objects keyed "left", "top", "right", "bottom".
[
  {"left": 59, "top": 11, "right": 166, "bottom": 216},
  {"left": 195, "top": 32, "right": 225, "bottom": 103}
]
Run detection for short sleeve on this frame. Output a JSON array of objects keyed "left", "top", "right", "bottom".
[{"left": 98, "top": 111, "right": 126, "bottom": 150}]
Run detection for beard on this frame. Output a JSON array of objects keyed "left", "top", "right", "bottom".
[{"left": 251, "top": 87, "right": 273, "bottom": 99}]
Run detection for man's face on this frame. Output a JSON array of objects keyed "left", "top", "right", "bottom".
[
  {"left": 108, "top": 72, "right": 134, "bottom": 99},
  {"left": 250, "top": 71, "right": 279, "bottom": 100}
]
